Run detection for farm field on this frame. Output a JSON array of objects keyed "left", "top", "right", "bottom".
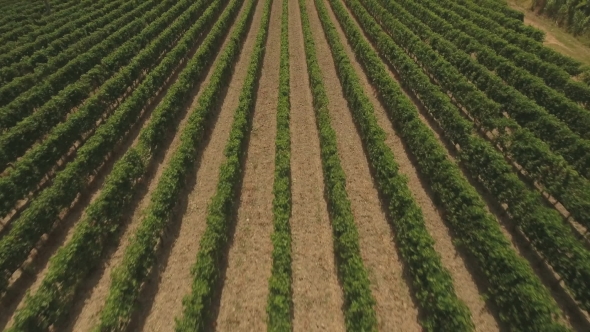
[{"left": 1, "top": 0, "right": 590, "bottom": 331}]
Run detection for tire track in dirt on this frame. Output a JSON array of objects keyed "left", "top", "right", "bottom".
[
  {"left": 306, "top": 0, "right": 422, "bottom": 330},
  {"left": 288, "top": 0, "right": 346, "bottom": 330},
  {"left": 214, "top": 0, "right": 280, "bottom": 330},
  {"left": 324, "top": 0, "right": 501, "bottom": 330},
  {"left": 64, "top": 5, "right": 236, "bottom": 332},
  {"left": 137, "top": 1, "right": 265, "bottom": 330}
]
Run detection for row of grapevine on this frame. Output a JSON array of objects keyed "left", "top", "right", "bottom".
[
  {"left": 316, "top": 0, "right": 475, "bottom": 329},
  {"left": 393, "top": 0, "right": 590, "bottom": 181},
  {"left": 0, "top": 0, "right": 124, "bottom": 85},
  {"left": 439, "top": 1, "right": 582, "bottom": 75},
  {"left": 0, "top": 0, "right": 193, "bottom": 172},
  {"left": 0, "top": 0, "right": 228, "bottom": 295},
  {"left": 3, "top": 0, "right": 235, "bottom": 329},
  {"left": 454, "top": 0, "right": 543, "bottom": 41},
  {"left": 174, "top": 0, "right": 271, "bottom": 329},
  {"left": 0, "top": 0, "right": 164, "bottom": 125},
  {"left": 0, "top": 0, "right": 214, "bottom": 220},
  {"left": 0, "top": 1, "right": 51, "bottom": 30},
  {"left": 364, "top": 0, "right": 590, "bottom": 245},
  {"left": 427, "top": 0, "right": 590, "bottom": 231},
  {"left": 0, "top": 0, "right": 96, "bottom": 52},
  {"left": 453, "top": 2, "right": 581, "bottom": 76},
  {"left": 95, "top": 0, "right": 248, "bottom": 329},
  {"left": 0, "top": 0, "right": 77, "bottom": 26},
  {"left": 0, "top": 0, "right": 54, "bottom": 27},
  {"left": 421, "top": 0, "right": 590, "bottom": 121},
  {"left": 298, "top": 0, "right": 378, "bottom": 330},
  {"left": 266, "top": 0, "right": 293, "bottom": 329},
  {"left": 359, "top": 0, "right": 590, "bottom": 314},
  {"left": 333, "top": 0, "right": 568, "bottom": 329},
  {"left": 0, "top": 0, "right": 97, "bottom": 54},
  {"left": 0, "top": 0, "right": 125, "bottom": 70},
  {"left": 0, "top": 1, "right": 76, "bottom": 44}
]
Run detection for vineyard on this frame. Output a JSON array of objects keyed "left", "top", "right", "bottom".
[{"left": 1, "top": 0, "right": 590, "bottom": 331}]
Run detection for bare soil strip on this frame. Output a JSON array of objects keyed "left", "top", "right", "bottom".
[
  {"left": 137, "top": 2, "right": 266, "bottom": 331},
  {"left": 214, "top": 0, "right": 280, "bottom": 330},
  {"left": 325, "top": 1, "right": 501, "bottom": 330},
  {"left": 306, "top": 0, "right": 423, "bottom": 330},
  {"left": 288, "top": 0, "right": 346, "bottom": 330}
]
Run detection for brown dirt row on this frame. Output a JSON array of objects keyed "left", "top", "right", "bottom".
[
  {"left": 321, "top": 0, "right": 501, "bottom": 330},
  {"left": 306, "top": 0, "right": 424, "bottom": 330},
  {"left": 137, "top": 0, "right": 267, "bottom": 330},
  {"left": 287, "top": 0, "right": 347, "bottom": 330},
  {"left": 214, "top": 0, "right": 280, "bottom": 330}
]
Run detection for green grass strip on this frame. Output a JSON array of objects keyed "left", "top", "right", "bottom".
[
  {"left": 174, "top": 0, "right": 272, "bottom": 329},
  {"left": 297, "top": 0, "right": 377, "bottom": 330},
  {"left": 266, "top": 0, "right": 292, "bottom": 330}
]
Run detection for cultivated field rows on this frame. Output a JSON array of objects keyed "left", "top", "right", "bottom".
[{"left": 1, "top": 0, "right": 590, "bottom": 330}]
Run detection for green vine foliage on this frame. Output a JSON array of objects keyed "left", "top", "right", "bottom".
[
  {"left": 2, "top": 1, "right": 235, "bottom": 329},
  {"left": 175, "top": 0, "right": 271, "bottom": 329},
  {"left": 334, "top": 0, "right": 569, "bottom": 329},
  {"left": 298, "top": 0, "right": 379, "bottom": 330},
  {"left": 266, "top": 0, "right": 293, "bottom": 330}
]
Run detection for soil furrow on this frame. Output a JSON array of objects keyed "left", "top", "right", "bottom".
[
  {"left": 288, "top": 0, "right": 346, "bottom": 330},
  {"left": 137, "top": 1, "right": 265, "bottom": 330},
  {"left": 214, "top": 0, "right": 280, "bottom": 330},
  {"left": 306, "top": 0, "right": 423, "bottom": 330}
]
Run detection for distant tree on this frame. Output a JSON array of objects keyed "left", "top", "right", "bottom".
[{"left": 43, "top": 0, "right": 51, "bottom": 13}]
